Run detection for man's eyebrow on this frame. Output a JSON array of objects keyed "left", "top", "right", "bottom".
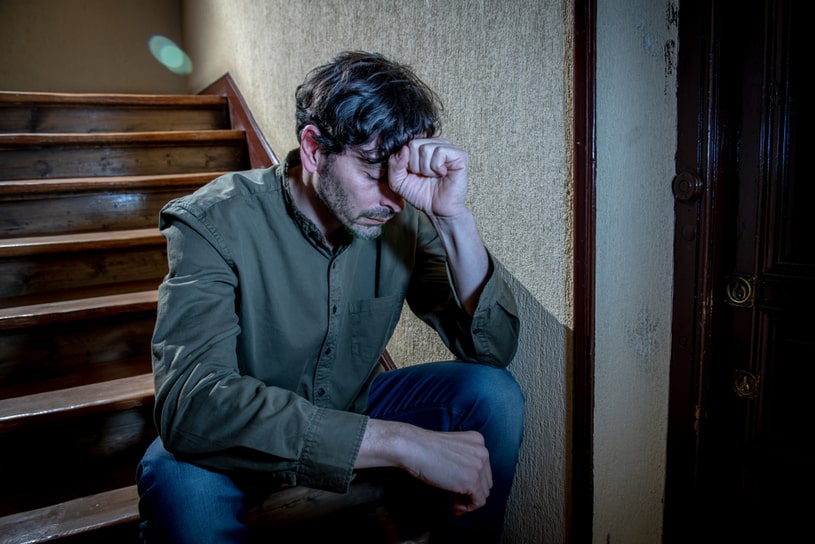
[{"left": 353, "top": 149, "right": 387, "bottom": 165}]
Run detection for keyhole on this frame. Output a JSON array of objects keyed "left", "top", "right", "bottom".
[
  {"left": 726, "top": 276, "right": 753, "bottom": 306},
  {"left": 733, "top": 369, "right": 759, "bottom": 399}
]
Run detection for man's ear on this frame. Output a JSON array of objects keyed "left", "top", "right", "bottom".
[{"left": 299, "top": 125, "right": 322, "bottom": 174}]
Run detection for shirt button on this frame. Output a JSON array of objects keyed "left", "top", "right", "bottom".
[
  {"left": 472, "top": 327, "right": 482, "bottom": 335},
  {"left": 317, "top": 388, "right": 326, "bottom": 397},
  {"left": 332, "top": 305, "right": 337, "bottom": 314},
  {"left": 324, "top": 347, "right": 332, "bottom": 355}
]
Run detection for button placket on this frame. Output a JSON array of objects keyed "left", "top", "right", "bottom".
[{"left": 313, "top": 254, "right": 343, "bottom": 407}]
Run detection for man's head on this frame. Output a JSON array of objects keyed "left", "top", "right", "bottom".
[{"left": 295, "top": 51, "right": 441, "bottom": 161}]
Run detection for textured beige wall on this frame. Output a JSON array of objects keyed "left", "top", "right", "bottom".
[
  {"left": 182, "top": 2, "right": 573, "bottom": 542},
  {"left": 0, "top": 0, "right": 187, "bottom": 93}
]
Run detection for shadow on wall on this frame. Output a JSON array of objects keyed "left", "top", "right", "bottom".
[{"left": 499, "top": 267, "right": 569, "bottom": 544}]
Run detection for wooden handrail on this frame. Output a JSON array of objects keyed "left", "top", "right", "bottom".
[{"left": 199, "top": 74, "right": 278, "bottom": 168}]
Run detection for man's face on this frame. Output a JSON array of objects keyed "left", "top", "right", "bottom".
[{"left": 315, "top": 145, "right": 405, "bottom": 240}]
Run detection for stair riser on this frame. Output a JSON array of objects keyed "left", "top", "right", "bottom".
[
  {"left": 0, "top": 105, "right": 230, "bottom": 134},
  {"left": 0, "top": 313, "right": 155, "bottom": 397},
  {"left": 0, "top": 187, "right": 204, "bottom": 237},
  {"left": 0, "top": 246, "right": 167, "bottom": 306},
  {"left": 0, "top": 405, "right": 156, "bottom": 517},
  {"left": 0, "top": 142, "right": 247, "bottom": 180}
]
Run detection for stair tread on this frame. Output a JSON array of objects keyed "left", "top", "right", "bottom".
[
  {"left": 0, "top": 478, "right": 393, "bottom": 544},
  {"left": 0, "top": 172, "right": 223, "bottom": 194},
  {"left": 0, "top": 228, "right": 164, "bottom": 257},
  {"left": 0, "top": 130, "right": 246, "bottom": 146},
  {"left": 0, "top": 90, "right": 226, "bottom": 107},
  {"left": 0, "top": 290, "right": 158, "bottom": 328},
  {"left": 0, "top": 484, "right": 140, "bottom": 544},
  {"left": 0, "top": 373, "right": 154, "bottom": 431}
]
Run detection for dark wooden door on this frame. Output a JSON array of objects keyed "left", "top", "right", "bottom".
[{"left": 665, "top": 1, "right": 813, "bottom": 542}]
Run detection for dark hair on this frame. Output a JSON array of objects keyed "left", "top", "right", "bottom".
[{"left": 295, "top": 51, "right": 441, "bottom": 160}]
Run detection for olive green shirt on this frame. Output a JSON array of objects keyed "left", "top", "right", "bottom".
[{"left": 152, "top": 150, "right": 520, "bottom": 492}]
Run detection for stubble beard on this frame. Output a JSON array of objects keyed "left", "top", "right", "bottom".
[{"left": 317, "top": 159, "right": 392, "bottom": 241}]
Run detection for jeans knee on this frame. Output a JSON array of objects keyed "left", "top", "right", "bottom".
[
  {"left": 457, "top": 366, "right": 525, "bottom": 443},
  {"left": 470, "top": 366, "right": 525, "bottom": 415},
  {"left": 137, "top": 438, "right": 248, "bottom": 544}
]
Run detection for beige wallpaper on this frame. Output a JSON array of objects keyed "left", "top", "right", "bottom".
[{"left": 0, "top": 0, "right": 187, "bottom": 93}]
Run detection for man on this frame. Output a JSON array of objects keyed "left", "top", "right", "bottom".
[{"left": 137, "top": 51, "right": 524, "bottom": 543}]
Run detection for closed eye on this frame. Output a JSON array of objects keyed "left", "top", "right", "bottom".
[
  {"left": 354, "top": 151, "right": 388, "bottom": 181},
  {"left": 363, "top": 164, "right": 387, "bottom": 182}
]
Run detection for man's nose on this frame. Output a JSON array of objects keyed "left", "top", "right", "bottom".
[{"left": 380, "top": 183, "right": 404, "bottom": 214}]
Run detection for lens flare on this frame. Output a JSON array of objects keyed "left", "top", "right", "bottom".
[{"left": 148, "top": 35, "right": 193, "bottom": 75}]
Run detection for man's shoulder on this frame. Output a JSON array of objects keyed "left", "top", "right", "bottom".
[{"left": 164, "top": 167, "right": 283, "bottom": 218}]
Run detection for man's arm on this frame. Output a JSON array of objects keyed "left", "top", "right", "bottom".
[
  {"left": 377, "top": 139, "right": 498, "bottom": 514},
  {"left": 388, "top": 139, "right": 489, "bottom": 315}
]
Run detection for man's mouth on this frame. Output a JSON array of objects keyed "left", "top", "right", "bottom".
[
  {"left": 360, "top": 210, "right": 394, "bottom": 224},
  {"left": 362, "top": 216, "right": 390, "bottom": 225}
]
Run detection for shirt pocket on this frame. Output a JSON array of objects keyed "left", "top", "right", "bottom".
[{"left": 348, "top": 293, "right": 404, "bottom": 363}]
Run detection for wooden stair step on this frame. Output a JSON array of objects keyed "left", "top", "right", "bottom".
[
  {"left": 0, "top": 91, "right": 229, "bottom": 134},
  {"left": 0, "top": 130, "right": 245, "bottom": 146},
  {"left": 247, "top": 479, "right": 388, "bottom": 528},
  {"left": 0, "top": 290, "right": 158, "bottom": 330},
  {"left": 0, "top": 485, "right": 141, "bottom": 544},
  {"left": 0, "top": 228, "right": 164, "bottom": 257},
  {"left": 0, "top": 480, "right": 402, "bottom": 544},
  {"left": 0, "top": 172, "right": 223, "bottom": 194},
  {"left": 0, "top": 91, "right": 227, "bottom": 106},
  {"left": 0, "top": 373, "right": 154, "bottom": 432},
  {"left": 0, "top": 131, "right": 248, "bottom": 180},
  {"left": 0, "top": 173, "right": 219, "bottom": 237},
  {"left": 0, "top": 229, "right": 167, "bottom": 306}
]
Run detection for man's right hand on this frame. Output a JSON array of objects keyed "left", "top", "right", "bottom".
[{"left": 355, "top": 418, "right": 493, "bottom": 515}]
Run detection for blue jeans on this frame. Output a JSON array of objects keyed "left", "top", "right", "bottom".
[{"left": 137, "top": 362, "right": 525, "bottom": 543}]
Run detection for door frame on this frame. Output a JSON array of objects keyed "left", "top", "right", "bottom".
[{"left": 572, "top": 1, "right": 596, "bottom": 542}]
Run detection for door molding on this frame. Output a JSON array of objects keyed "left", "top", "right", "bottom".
[
  {"left": 664, "top": 1, "right": 719, "bottom": 539},
  {"left": 572, "top": 1, "right": 596, "bottom": 542}
]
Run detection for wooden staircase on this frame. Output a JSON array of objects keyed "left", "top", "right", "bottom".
[
  {"left": 0, "top": 78, "right": 431, "bottom": 544},
  {"left": 0, "top": 77, "right": 262, "bottom": 544}
]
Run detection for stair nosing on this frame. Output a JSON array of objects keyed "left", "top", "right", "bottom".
[
  {"left": 0, "top": 290, "right": 158, "bottom": 329},
  {"left": 0, "top": 228, "right": 164, "bottom": 257},
  {"left": 0, "top": 484, "right": 140, "bottom": 543},
  {"left": 0, "top": 90, "right": 226, "bottom": 107},
  {"left": 0, "top": 130, "right": 246, "bottom": 146},
  {"left": 0, "top": 373, "right": 155, "bottom": 431},
  {"left": 0, "top": 172, "right": 224, "bottom": 197}
]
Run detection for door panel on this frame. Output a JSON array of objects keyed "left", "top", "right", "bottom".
[{"left": 666, "top": 1, "right": 813, "bottom": 541}]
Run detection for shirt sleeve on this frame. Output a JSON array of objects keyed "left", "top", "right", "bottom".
[
  {"left": 151, "top": 208, "right": 367, "bottom": 492},
  {"left": 406, "top": 214, "right": 520, "bottom": 368}
]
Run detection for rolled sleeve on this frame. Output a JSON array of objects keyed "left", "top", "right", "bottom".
[{"left": 469, "top": 256, "right": 520, "bottom": 367}]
